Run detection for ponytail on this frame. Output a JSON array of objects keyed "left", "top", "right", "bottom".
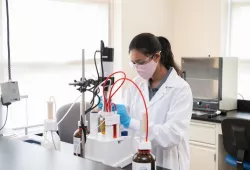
[{"left": 157, "top": 36, "right": 182, "bottom": 75}]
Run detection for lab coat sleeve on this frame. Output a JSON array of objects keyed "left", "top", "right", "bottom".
[{"left": 148, "top": 86, "right": 193, "bottom": 148}]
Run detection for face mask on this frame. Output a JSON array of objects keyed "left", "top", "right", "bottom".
[{"left": 135, "top": 59, "right": 157, "bottom": 80}]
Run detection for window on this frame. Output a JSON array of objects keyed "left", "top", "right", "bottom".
[
  {"left": 230, "top": 1, "right": 250, "bottom": 100},
  {"left": 231, "top": 2, "right": 250, "bottom": 59},
  {"left": 0, "top": 0, "right": 110, "bottom": 129}
]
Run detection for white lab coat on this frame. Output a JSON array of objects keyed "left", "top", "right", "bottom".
[{"left": 123, "top": 68, "right": 193, "bottom": 170}]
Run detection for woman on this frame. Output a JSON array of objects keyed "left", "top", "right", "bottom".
[{"left": 117, "top": 33, "right": 193, "bottom": 170}]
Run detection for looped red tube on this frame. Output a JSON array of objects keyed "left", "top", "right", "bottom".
[
  {"left": 102, "top": 71, "right": 126, "bottom": 112},
  {"left": 107, "top": 77, "right": 149, "bottom": 142}
]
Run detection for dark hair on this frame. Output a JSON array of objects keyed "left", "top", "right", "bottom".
[{"left": 129, "top": 33, "right": 181, "bottom": 75}]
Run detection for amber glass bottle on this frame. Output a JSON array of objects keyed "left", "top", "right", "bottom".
[
  {"left": 73, "top": 121, "right": 83, "bottom": 157},
  {"left": 132, "top": 141, "right": 156, "bottom": 170}
]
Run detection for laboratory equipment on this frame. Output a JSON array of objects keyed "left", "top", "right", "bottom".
[
  {"left": 85, "top": 110, "right": 133, "bottom": 168},
  {"left": 69, "top": 40, "right": 115, "bottom": 159},
  {"left": 1, "top": 81, "right": 20, "bottom": 106},
  {"left": 181, "top": 57, "right": 238, "bottom": 111},
  {"left": 68, "top": 41, "right": 151, "bottom": 168},
  {"left": 41, "top": 119, "right": 60, "bottom": 151},
  {"left": 85, "top": 74, "right": 151, "bottom": 168},
  {"left": 0, "top": 0, "right": 21, "bottom": 133},
  {"left": 73, "top": 121, "right": 83, "bottom": 157},
  {"left": 0, "top": 81, "right": 20, "bottom": 134},
  {"left": 68, "top": 44, "right": 133, "bottom": 167},
  {"left": 41, "top": 97, "right": 60, "bottom": 150},
  {"left": 132, "top": 141, "right": 156, "bottom": 170},
  {"left": 99, "top": 40, "right": 114, "bottom": 82}
]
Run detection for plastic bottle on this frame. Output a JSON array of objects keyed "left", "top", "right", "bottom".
[
  {"left": 132, "top": 141, "right": 156, "bottom": 170},
  {"left": 41, "top": 119, "right": 61, "bottom": 151},
  {"left": 73, "top": 121, "right": 83, "bottom": 157}
]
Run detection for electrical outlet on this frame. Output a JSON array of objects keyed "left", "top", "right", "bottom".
[{"left": 1, "top": 81, "right": 20, "bottom": 106}]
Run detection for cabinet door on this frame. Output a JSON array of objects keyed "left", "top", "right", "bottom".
[{"left": 190, "top": 143, "right": 216, "bottom": 170}]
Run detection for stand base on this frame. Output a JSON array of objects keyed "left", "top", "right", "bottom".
[{"left": 85, "top": 133, "right": 133, "bottom": 168}]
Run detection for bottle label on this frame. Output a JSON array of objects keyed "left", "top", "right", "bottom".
[
  {"left": 73, "top": 137, "right": 81, "bottom": 154},
  {"left": 132, "top": 161, "right": 152, "bottom": 170}
]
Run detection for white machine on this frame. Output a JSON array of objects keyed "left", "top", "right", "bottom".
[
  {"left": 182, "top": 57, "right": 238, "bottom": 111},
  {"left": 0, "top": 81, "right": 20, "bottom": 134},
  {"left": 85, "top": 111, "right": 133, "bottom": 168},
  {"left": 1, "top": 81, "right": 20, "bottom": 106}
]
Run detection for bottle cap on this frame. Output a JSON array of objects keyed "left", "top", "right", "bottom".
[
  {"left": 121, "top": 130, "right": 128, "bottom": 136},
  {"left": 44, "top": 119, "right": 58, "bottom": 131},
  {"left": 138, "top": 141, "right": 151, "bottom": 150}
]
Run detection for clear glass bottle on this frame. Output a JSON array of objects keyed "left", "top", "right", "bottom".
[
  {"left": 41, "top": 119, "right": 60, "bottom": 151},
  {"left": 132, "top": 141, "right": 156, "bottom": 170}
]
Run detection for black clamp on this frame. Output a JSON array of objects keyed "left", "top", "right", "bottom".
[
  {"left": 237, "top": 149, "right": 245, "bottom": 170},
  {"left": 69, "top": 78, "right": 99, "bottom": 93}
]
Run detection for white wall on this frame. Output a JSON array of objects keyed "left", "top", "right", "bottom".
[
  {"left": 112, "top": 0, "right": 230, "bottom": 75},
  {"left": 112, "top": 0, "right": 174, "bottom": 79},
  {"left": 172, "top": 0, "right": 230, "bottom": 65}
]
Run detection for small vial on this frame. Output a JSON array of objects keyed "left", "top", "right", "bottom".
[
  {"left": 113, "top": 125, "right": 117, "bottom": 138},
  {"left": 132, "top": 141, "right": 156, "bottom": 170},
  {"left": 73, "top": 121, "right": 83, "bottom": 157},
  {"left": 100, "top": 117, "right": 106, "bottom": 135}
]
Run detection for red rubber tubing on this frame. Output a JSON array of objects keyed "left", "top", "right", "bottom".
[{"left": 108, "top": 77, "right": 149, "bottom": 142}]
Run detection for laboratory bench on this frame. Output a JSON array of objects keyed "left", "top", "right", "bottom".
[
  {"left": 3, "top": 110, "right": 248, "bottom": 170},
  {"left": 0, "top": 136, "right": 119, "bottom": 170},
  {"left": 0, "top": 136, "right": 169, "bottom": 170},
  {"left": 189, "top": 110, "right": 250, "bottom": 170},
  {"left": 191, "top": 110, "right": 250, "bottom": 123}
]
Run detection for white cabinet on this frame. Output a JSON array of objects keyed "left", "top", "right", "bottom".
[
  {"left": 190, "top": 120, "right": 217, "bottom": 170},
  {"left": 190, "top": 141, "right": 216, "bottom": 170},
  {"left": 190, "top": 122, "right": 216, "bottom": 145}
]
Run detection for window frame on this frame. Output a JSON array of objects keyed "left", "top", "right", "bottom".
[
  {"left": 229, "top": 1, "right": 250, "bottom": 59},
  {"left": 0, "top": 0, "right": 112, "bottom": 64},
  {"left": 0, "top": 0, "right": 112, "bottom": 133}
]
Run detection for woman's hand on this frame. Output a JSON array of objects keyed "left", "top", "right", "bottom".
[
  {"left": 98, "top": 98, "right": 131, "bottom": 128},
  {"left": 116, "top": 104, "right": 131, "bottom": 128}
]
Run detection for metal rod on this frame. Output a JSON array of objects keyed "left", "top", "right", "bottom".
[{"left": 81, "top": 49, "right": 86, "bottom": 158}]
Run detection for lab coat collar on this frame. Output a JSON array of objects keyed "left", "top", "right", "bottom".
[{"left": 140, "top": 68, "right": 179, "bottom": 109}]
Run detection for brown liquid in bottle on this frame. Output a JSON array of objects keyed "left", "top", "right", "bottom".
[
  {"left": 73, "top": 121, "right": 83, "bottom": 157},
  {"left": 132, "top": 150, "right": 156, "bottom": 170}
]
